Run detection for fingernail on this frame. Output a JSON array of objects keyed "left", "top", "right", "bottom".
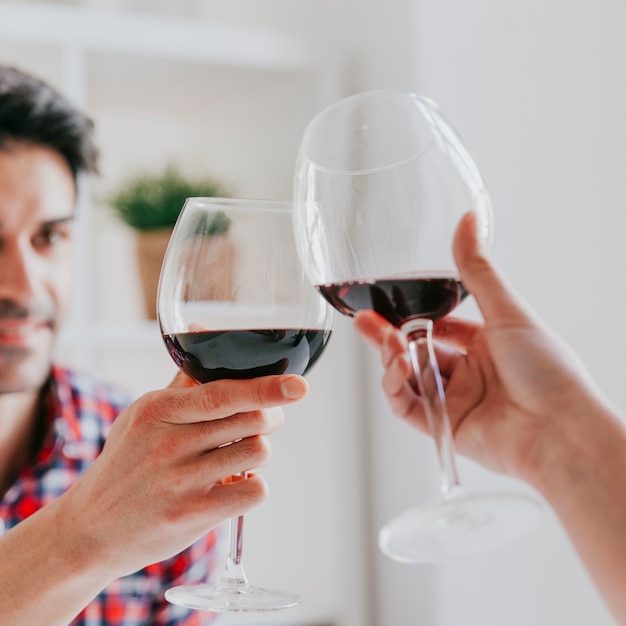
[{"left": 281, "top": 375, "right": 308, "bottom": 399}]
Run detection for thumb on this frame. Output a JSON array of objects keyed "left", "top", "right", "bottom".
[{"left": 454, "top": 211, "right": 534, "bottom": 327}]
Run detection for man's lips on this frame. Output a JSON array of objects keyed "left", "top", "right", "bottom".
[{"left": 0, "top": 319, "right": 51, "bottom": 347}]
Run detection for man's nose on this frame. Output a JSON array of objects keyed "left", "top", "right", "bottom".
[{"left": 0, "top": 240, "right": 39, "bottom": 303}]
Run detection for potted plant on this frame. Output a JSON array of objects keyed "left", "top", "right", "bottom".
[{"left": 107, "top": 165, "right": 232, "bottom": 319}]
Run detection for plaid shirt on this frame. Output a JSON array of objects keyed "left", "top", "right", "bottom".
[{"left": 0, "top": 365, "right": 219, "bottom": 625}]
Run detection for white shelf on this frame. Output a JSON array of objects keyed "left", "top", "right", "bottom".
[{"left": 0, "top": 1, "right": 315, "bottom": 70}]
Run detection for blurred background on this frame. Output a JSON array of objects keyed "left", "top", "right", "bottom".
[{"left": 1, "top": 0, "right": 624, "bottom": 624}]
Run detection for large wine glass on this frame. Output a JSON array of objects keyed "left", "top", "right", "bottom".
[
  {"left": 293, "top": 90, "right": 542, "bottom": 563},
  {"left": 157, "top": 197, "right": 334, "bottom": 610}
]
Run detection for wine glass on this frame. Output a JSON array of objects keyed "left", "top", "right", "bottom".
[
  {"left": 157, "top": 197, "right": 334, "bottom": 610},
  {"left": 293, "top": 89, "right": 542, "bottom": 563}
]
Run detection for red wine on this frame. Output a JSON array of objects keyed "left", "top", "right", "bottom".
[
  {"left": 318, "top": 276, "right": 466, "bottom": 327},
  {"left": 162, "top": 328, "right": 331, "bottom": 384}
]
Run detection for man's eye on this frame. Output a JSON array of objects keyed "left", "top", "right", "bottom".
[{"left": 33, "top": 229, "right": 68, "bottom": 247}]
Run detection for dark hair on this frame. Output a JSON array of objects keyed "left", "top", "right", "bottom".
[{"left": 0, "top": 65, "right": 99, "bottom": 181}]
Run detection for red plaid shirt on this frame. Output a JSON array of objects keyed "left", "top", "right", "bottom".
[{"left": 0, "top": 365, "right": 219, "bottom": 625}]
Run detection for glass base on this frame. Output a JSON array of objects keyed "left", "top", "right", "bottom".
[
  {"left": 165, "top": 582, "right": 301, "bottom": 612},
  {"left": 379, "top": 491, "right": 543, "bottom": 563}
]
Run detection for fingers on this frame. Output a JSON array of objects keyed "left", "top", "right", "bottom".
[
  {"left": 198, "top": 374, "right": 308, "bottom": 413},
  {"left": 162, "top": 468, "right": 270, "bottom": 523},
  {"left": 354, "top": 311, "right": 422, "bottom": 427},
  {"left": 454, "top": 211, "right": 536, "bottom": 328},
  {"left": 353, "top": 309, "right": 389, "bottom": 349},
  {"left": 434, "top": 316, "right": 483, "bottom": 353},
  {"left": 354, "top": 310, "right": 409, "bottom": 382},
  {"left": 203, "top": 473, "right": 269, "bottom": 520},
  {"left": 194, "top": 407, "right": 285, "bottom": 451},
  {"left": 167, "top": 425, "right": 280, "bottom": 524},
  {"left": 107, "top": 377, "right": 297, "bottom": 478},
  {"left": 199, "top": 435, "right": 274, "bottom": 485},
  {"left": 165, "top": 432, "right": 273, "bottom": 493},
  {"left": 123, "top": 385, "right": 288, "bottom": 469},
  {"left": 145, "top": 374, "right": 308, "bottom": 427},
  {"left": 381, "top": 357, "right": 424, "bottom": 424}
]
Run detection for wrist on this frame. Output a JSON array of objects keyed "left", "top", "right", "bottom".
[
  {"left": 520, "top": 394, "right": 626, "bottom": 622},
  {"left": 523, "top": 394, "right": 626, "bottom": 506},
  {"left": 0, "top": 494, "right": 112, "bottom": 625}
]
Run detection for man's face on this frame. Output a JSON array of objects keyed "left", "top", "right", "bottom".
[{"left": 0, "top": 143, "right": 76, "bottom": 394}]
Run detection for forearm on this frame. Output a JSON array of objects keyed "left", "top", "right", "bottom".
[
  {"left": 0, "top": 495, "right": 112, "bottom": 626},
  {"left": 527, "top": 396, "right": 626, "bottom": 623}
]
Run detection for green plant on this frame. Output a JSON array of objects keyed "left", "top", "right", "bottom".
[{"left": 107, "top": 165, "right": 230, "bottom": 232}]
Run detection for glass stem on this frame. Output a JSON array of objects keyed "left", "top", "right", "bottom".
[
  {"left": 402, "top": 318, "right": 462, "bottom": 499},
  {"left": 220, "top": 473, "right": 249, "bottom": 587}
]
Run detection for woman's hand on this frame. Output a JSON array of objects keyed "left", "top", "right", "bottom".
[
  {"left": 354, "top": 211, "right": 612, "bottom": 483},
  {"left": 356, "top": 212, "right": 626, "bottom": 623}
]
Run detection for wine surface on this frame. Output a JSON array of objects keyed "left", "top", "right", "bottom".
[
  {"left": 318, "top": 277, "right": 466, "bottom": 327},
  {"left": 163, "top": 328, "right": 331, "bottom": 383}
]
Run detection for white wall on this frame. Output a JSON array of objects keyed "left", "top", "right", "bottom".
[{"left": 355, "top": 1, "right": 625, "bottom": 624}]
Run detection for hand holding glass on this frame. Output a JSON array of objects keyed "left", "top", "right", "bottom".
[
  {"left": 157, "top": 198, "right": 333, "bottom": 610},
  {"left": 293, "top": 90, "right": 542, "bottom": 563}
]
